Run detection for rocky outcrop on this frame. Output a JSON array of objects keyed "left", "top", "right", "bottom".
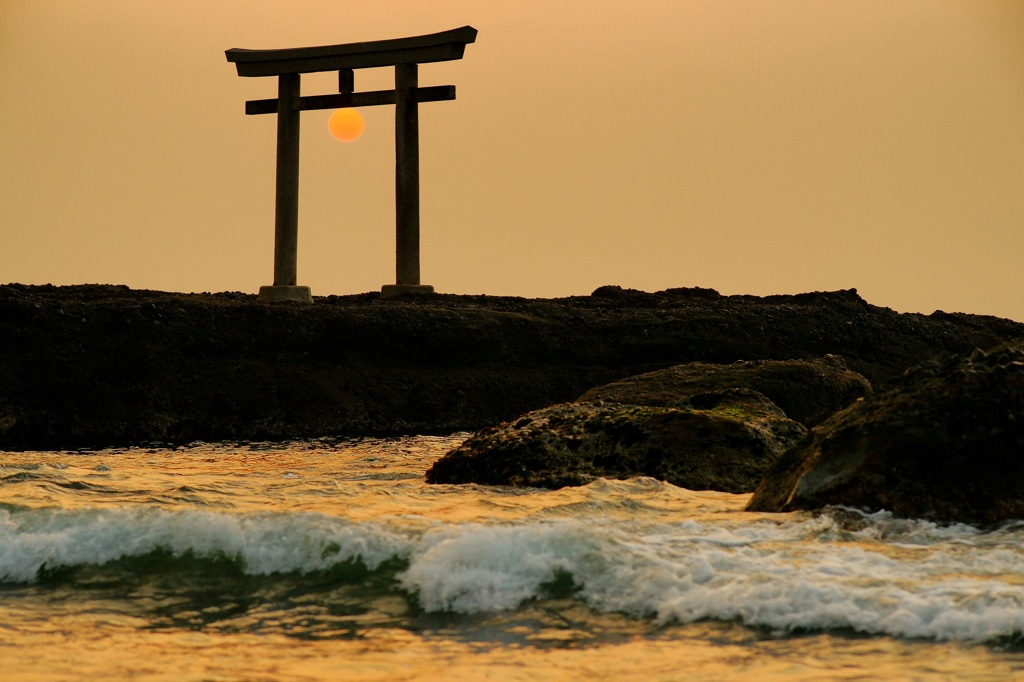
[
  {"left": 747, "top": 342, "right": 1024, "bottom": 525},
  {"left": 426, "top": 388, "right": 806, "bottom": 491},
  {"left": 426, "top": 357, "right": 871, "bottom": 491}
]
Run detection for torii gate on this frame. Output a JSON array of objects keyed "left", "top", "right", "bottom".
[{"left": 226, "top": 26, "right": 478, "bottom": 302}]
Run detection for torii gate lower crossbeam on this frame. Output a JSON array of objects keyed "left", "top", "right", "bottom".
[{"left": 226, "top": 26, "right": 477, "bottom": 302}]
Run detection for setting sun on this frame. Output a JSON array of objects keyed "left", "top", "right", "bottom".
[{"left": 328, "top": 108, "right": 365, "bottom": 142}]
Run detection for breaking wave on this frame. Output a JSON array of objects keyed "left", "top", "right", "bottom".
[{"left": 4, "top": 504, "right": 1024, "bottom": 643}]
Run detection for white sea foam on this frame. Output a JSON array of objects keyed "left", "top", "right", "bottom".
[
  {"left": 400, "top": 521, "right": 608, "bottom": 612},
  {"left": 0, "top": 507, "right": 412, "bottom": 583},
  {"left": 4, "top": 505, "right": 1024, "bottom": 642},
  {"left": 398, "top": 514, "right": 1024, "bottom": 642}
]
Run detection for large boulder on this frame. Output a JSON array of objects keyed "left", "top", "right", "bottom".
[
  {"left": 426, "top": 357, "right": 871, "bottom": 491},
  {"left": 578, "top": 356, "right": 871, "bottom": 426},
  {"left": 426, "top": 388, "right": 806, "bottom": 491},
  {"left": 747, "top": 342, "right": 1024, "bottom": 525}
]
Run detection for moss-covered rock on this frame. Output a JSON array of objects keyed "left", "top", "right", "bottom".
[
  {"left": 426, "top": 388, "right": 805, "bottom": 491},
  {"left": 427, "top": 356, "right": 873, "bottom": 491},
  {"left": 578, "top": 356, "right": 872, "bottom": 426}
]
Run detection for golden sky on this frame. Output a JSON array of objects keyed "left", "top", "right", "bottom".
[{"left": 2, "top": 1, "right": 1023, "bottom": 319}]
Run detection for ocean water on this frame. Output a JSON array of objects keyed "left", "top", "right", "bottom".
[{"left": 3, "top": 435, "right": 1024, "bottom": 681}]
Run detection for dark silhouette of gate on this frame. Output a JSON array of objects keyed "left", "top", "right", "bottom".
[{"left": 226, "top": 26, "right": 477, "bottom": 302}]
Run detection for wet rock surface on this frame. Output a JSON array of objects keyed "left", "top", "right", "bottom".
[
  {"left": 746, "top": 341, "right": 1024, "bottom": 525},
  {"left": 426, "top": 385, "right": 808, "bottom": 492},
  {"left": 0, "top": 283, "right": 1022, "bottom": 451}
]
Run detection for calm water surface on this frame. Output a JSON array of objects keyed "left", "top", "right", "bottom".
[{"left": 2, "top": 435, "right": 1024, "bottom": 681}]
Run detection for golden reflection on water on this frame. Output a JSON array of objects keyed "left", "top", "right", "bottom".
[
  {"left": 5, "top": 436, "right": 1024, "bottom": 681},
  {"left": 6, "top": 614, "right": 1023, "bottom": 682},
  {"left": 0, "top": 436, "right": 753, "bottom": 524}
]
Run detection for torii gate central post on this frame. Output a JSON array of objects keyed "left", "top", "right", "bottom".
[{"left": 226, "top": 27, "right": 477, "bottom": 302}]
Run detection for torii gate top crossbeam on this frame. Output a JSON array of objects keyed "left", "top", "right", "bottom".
[{"left": 226, "top": 26, "right": 477, "bottom": 77}]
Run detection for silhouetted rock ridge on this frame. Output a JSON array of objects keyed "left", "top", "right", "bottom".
[{"left": 0, "top": 283, "right": 1020, "bottom": 450}]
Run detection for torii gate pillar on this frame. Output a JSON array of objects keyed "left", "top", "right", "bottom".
[
  {"left": 385, "top": 63, "right": 432, "bottom": 298},
  {"left": 226, "top": 27, "right": 477, "bottom": 302},
  {"left": 271, "top": 72, "right": 303, "bottom": 301}
]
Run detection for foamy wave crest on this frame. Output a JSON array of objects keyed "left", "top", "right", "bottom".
[
  {"left": 7, "top": 504, "right": 1024, "bottom": 642},
  {"left": 398, "top": 516, "right": 1024, "bottom": 642},
  {"left": 400, "top": 520, "right": 606, "bottom": 612},
  {"left": 0, "top": 507, "right": 412, "bottom": 583}
]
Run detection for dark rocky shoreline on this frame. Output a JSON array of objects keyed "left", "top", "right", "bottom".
[
  {"left": 1, "top": 283, "right": 1022, "bottom": 451},
  {"left": 746, "top": 341, "right": 1024, "bottom": 525}
]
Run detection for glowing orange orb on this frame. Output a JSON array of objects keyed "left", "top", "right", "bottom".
[{"left": 328, "top": 108, "right": 365, "bottom": 142}]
